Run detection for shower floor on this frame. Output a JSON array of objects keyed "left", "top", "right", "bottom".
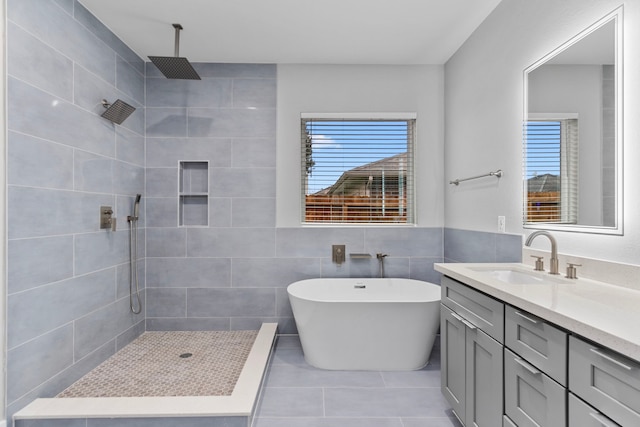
[
  {"left": 14, "top": 323, "right": 277, "bottom": 423},
  {"left": 58, "top": 330, "right": 259, "bottom": 398}
]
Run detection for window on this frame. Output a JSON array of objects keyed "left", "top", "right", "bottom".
[
  {"left": 301, "top": 116, "right": 415, "bottom": 224},
  {"left": 524, "top": 118, "right": 578, "bottom": 223}
]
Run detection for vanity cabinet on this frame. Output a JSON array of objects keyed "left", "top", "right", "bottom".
[
  {"left": 440, "top": 274, "right": 640, "bottom": 427},
  {"left": 441, "top": 276, "right": 504, "bottom": 427}
]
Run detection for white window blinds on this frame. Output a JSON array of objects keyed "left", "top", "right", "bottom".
[
  {"left": 301, "top": 118, "right": 415, "bottom": 224},
  {"left": 525, "top": 119, "right": 578, "bottom": 223}
]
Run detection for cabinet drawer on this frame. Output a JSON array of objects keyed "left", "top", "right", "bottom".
[
  {"left": 569, "top": 393, "right": 620, "bottom": 427},
  {"left": 441, "top": 276, "right": 504, "bottom": 342},
  {"left": 505, "top": 305, "right": 567, "bottom": 385},
  {"left": 505, "top": 348, "right": 566, "bottom": 427},
  {"left": 569, "top": 336, "right": 640, "bottom": 427}
]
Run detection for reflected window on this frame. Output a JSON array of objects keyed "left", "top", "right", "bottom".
[{"left": 525, "top": 118, "right": 578, "bottom": 223}]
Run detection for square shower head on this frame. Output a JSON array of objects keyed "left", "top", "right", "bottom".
[
  {"left": 101, "top": 99, "right": 136, "bottom": 125},
  {"left": 148, "top": 56, "right": 201, "bottom": 80}
]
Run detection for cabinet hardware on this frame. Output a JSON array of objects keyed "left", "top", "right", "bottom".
[
  {"left": 514, "top": 310, "right": 539, "bottom": 324},
  {"left": 451, "top": 311, "right": 478, "bottom": 330},
  {"left": 514, "top": 357, "right": 541, "bottom": 375},
  {"left": 589, "top": 412, "right": 619, "bottom": 427},
  {"left": 590, "top": 348, "right": 633, "bottom": 370}
]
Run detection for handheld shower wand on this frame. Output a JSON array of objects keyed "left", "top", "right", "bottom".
[
  {"left": 128, "top": 194, "right": 142, "bottom": 314},
  {"left": 129, "top": 194, "right": 141, "bottom": 222}
]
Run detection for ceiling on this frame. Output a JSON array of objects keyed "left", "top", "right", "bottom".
[{"left": 78, "top": 0, "right": 502, "bottom": 65}]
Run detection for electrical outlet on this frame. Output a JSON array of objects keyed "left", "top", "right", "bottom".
[{"left": 498, "top": 216, "right": 506, "bottom": 233}]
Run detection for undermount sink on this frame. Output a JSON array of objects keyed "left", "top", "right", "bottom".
[{"left": 470, "top": 266, "right": 572, "bottom": 285}]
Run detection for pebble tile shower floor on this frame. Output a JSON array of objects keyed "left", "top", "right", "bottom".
[{"left": 58, "top": 330, "right": 258, "bottom": 398}]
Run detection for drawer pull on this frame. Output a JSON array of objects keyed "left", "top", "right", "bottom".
[
  {"left": 451, "top": 312, "right": 478, "bottom": 330},
  {"left": 514, "top": 310, "right": 539, "bottom": 324},
  {"left": 589, "top": 412, "right": 619, "bottom": 427},
  {"left": 590, "top": 348, "right": 633, "bottom": 371},
  {"left": 514, "top": 357, "right": 541, "bottom": 375}
]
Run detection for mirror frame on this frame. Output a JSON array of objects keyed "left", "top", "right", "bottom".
[{"left": 523, "top": 7, "right": 623, "bottom": 235}]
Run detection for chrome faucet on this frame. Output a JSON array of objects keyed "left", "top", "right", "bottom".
[
  {"left": 524, "top": 231, "right": 559, "bottom": 275},
  {"left": 376, "top": 253, "right": 388, "bottom": 278}
]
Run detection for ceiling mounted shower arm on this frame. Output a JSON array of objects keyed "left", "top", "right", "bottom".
[{"left": 173, "top": 23, "right": 182, "bottom": 57}]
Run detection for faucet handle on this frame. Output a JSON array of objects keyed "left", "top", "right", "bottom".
[
  {"left": 530, "top": 255, "right": 544, "bottom": 271},
  {"left": 565, "top": 263, "right": 582, "bottom": 279}
]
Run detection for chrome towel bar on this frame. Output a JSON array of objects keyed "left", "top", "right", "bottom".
[{"left": 450, "top": 169, "right": 502, "bottom": 186}]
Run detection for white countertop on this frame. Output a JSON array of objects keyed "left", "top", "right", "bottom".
[{"left": 434, "top": 262, "right": 640, "bottom": 362}]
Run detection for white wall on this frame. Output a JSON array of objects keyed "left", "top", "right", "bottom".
[
  {"left": 445, "top": 0, "right": 640, "bottom": 265},
  {"left": 277, "top": 64, "right": 445, "bottom": 227}
]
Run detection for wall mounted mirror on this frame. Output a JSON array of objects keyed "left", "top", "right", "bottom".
[{"left": 523, "top": 7, "right": 623, "bottom": 234}]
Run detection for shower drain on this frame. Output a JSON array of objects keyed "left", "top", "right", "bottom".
[{"left": 179, "top": 352, "right": 193, "bottom": 358}]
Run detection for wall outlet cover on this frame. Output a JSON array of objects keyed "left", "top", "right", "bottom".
[{"left": 498, "top": 216, "right": 506, "bottom": 233}]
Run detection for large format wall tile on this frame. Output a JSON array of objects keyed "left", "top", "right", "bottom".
[
  {"left": 444, "top": 228, "right": 522, "bottom": 263},
  {"left": 188, "top": 108, "right": 276, "bottom": 138},
  {"left": 8, "top": 0, "right": 116, "bottom": 85},
  {"left": 146, "top": 138, "right": 232, "bottom": 168},
  {"left": 8, "top": 268, "right": 116, "bottom": 349},
  {"left": 8, "top": 236, "right": 74, "bottom": 294},
  {"left": 74, "top": 298, "right": 144, "bottom": 360},
  {"left": 8, "top": 188, "right": 114, "bottom": 239},
  {"left": 7, "top": 21, "right": 73, "bottom": 100},
  {"left": 146, "top": 257, "right": 231, "bottom": 288},
  {"left": 6, "top": 0, "right": 146, "bottom": 417},
  {"left": 8, "top": 131, "right": 74, "bottom": 190},
  {"left": 187, "top": 288, "right": 276, "bottom": 318},
  {"left": 7, "top": 325, "right": 73, "bottom": 402},
  {"left": 146, "top": 78, "right": 233, "bottom": 108},
  {"left": 8, "top": 77, "right": 116, "bottom": 157}
]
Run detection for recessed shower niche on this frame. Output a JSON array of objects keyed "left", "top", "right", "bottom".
[{"left": 179, "top": 161, "right": 209, "bottom": 226}]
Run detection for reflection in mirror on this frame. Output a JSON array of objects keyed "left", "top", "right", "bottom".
[{"left": 523, "top": 8, "right": 622, "bottom": 234}]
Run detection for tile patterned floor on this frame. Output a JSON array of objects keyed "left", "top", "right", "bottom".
[
  {"left": 253, "top": 335, "right": 462, "bottom": 427},
  {"left": 57, "top": 330, "right": 258, "bottom": 398}
]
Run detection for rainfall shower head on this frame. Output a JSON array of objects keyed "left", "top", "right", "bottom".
[
  {"left": 148, "top": 24, "right": 201, "bottom": 80},
  {"left": 101, "top": 99, "right": 136, "bottom": 124}
]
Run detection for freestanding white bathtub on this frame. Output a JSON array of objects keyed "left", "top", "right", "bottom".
[{"left": 287, "top": 278, "right": 441, "bottom": 371}]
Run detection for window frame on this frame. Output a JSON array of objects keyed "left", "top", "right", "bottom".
[{"left": 300, "top": 113, "right": 417, "bottom": 226}]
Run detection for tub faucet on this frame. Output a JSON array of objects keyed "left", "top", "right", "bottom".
[
  {"left": 525, "top": 231, "right": 559, "bottom": 275},
  {"left": 376, "top": 253, "right": 388, "bottom": 278}
]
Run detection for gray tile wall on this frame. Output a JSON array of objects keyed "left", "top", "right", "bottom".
[
  {"left": 6, "top": 0, "right": 145, "bottom": 419},
  {"left": 443, "top": 228, "right": 523, "bottom": 263}
]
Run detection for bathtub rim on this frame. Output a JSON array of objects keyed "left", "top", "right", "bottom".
[
  {"left": 287, "top": 277, "right": 441, "bottom": 303},
  {"left": 13, "top": 323, "right": 277, "bottom": 421}
]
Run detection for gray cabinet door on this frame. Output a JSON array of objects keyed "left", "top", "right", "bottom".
[
  {"left": 466, "top": 326, "right": 504, "bottom": 427},
  {"left": 505, "top": 348, "right": 566, "bottom": 427},
  {"left": 441, "top": 304, "right": 467, "bottom": 423}
]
